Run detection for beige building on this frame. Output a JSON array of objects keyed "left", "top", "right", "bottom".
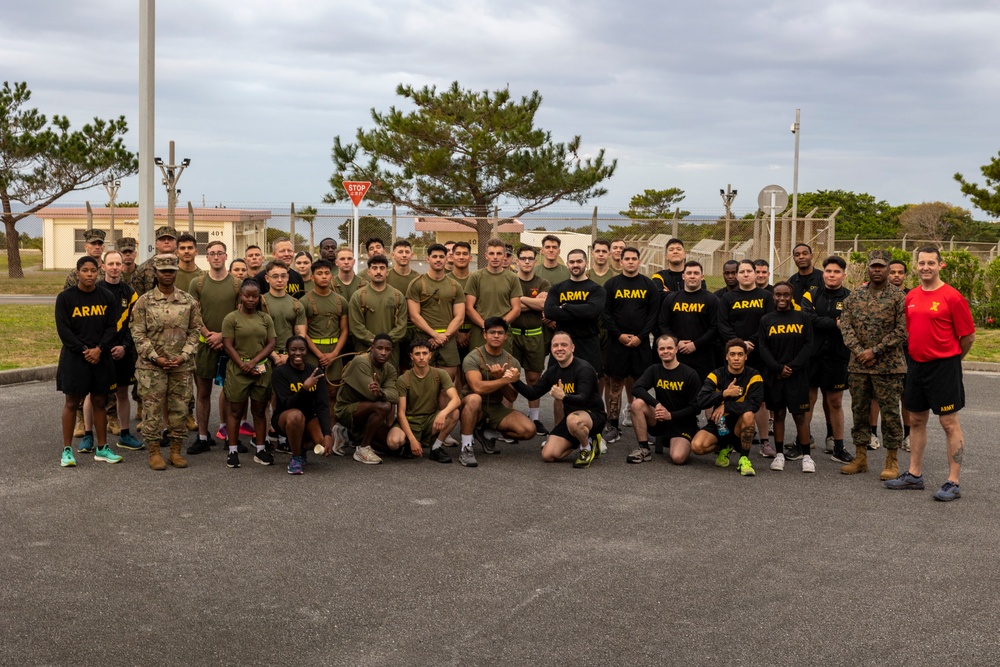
[
  {"left": 36, "top": 207, "right": 271, "bottom": 270},
  {"left": 413, "top": 216, "right": 525, "bottom": 251}
]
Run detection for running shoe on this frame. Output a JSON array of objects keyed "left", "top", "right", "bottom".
[
  {"left": 831, "top": 447, "right": 854, "bottom": 464},
  {"left": 275, "top": 438, "right": 291, "bottom": 455},
  {"left": 186, "top": 438, "right": 213, "bottom": 455},
  {"left": 237, "top": 442, "right": 248, "bottom": 454},
  {"left": 226, "top": 451, "right": 241, "bottom": 468},
  {"left": 824, "top": 436, "right": 835, "bottom": 454},
  {"left": 459, "top": 447, "right": 478, "bottom": 468},
  {"left": 77, "top": 434, "right": 95, "bottom": 454},
  {"left": 215, "top": 424, "right": 228, "bottom": 441},
  {"left": 533, "top": 420, "right": 549, "bottom": 437},
  {"left": 604, "top": 424, "right": 621, "bottom": 444},
  {"left": 60, "top": 447, "right": 77, "bottom": 468},
  {"left": 596, "top": 433, "right": 606, "bottom": 456},
  {"left": 902, "top": 435, "right": 911, "bottom": 452},
  {"left": 621, "top": 406, "right": 633, "bottom": 428},
  {"left": 353, "top": 445, "right": 383, "bottom": 465},
  {"left": 801, "top": 455, "right": 816, "bottom": 473},
  {"left": 770, "top": 453, "right": 785, "bottom": 471},
  {"left": 884, "top": 471, "right": 925, "bottom": 490},
  {"left": 784, "top": 444, "right": 803, "bottom": 461},
  {"left": 266, "top": 428, "right": 279, "bottom": 446},
  {"left": 760, "top": 441, "right": 777, "bottom": 458},
  {"left": 474, "top": 427, "right": 501, "bottom": 455},
  {"left": 239, "top": 420, "right": 255, "bottom": 437},
  {"left": 933, "top": 481, "right": 961, "bottom": 502},
  {"left": 868, "top": 433, "right": 882, "bottom": 450},
  {"left": 738, "top": 455, "right": 756, "bottom": 476},
  {"left": 117, "top": 433, "right": 145, "bottom": 451},
  {"left": 714, "top": 446, "right": 733, "bottom": 468},
  {"left": 626, "top": 446, "right": 652, "bottom": 464},
  {"left": 573, "top": 446, "right": 597, "bottom": 469},
  {"left": 254, "top": 449, "right": 274, "bottom": 466},
  {"left": 287, "top": 455, "right": 304, "bottom": 475},
  {"left": 94, "top": 445, "right": 123, "bottom": 464},
  {"left": 332, "top": 424, "right": 351, "bottom": 456},
  {"left": 429, "top": 447, "right": 452, "bottom": 463}
]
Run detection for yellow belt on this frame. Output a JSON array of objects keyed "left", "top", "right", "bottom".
[
  {"left": 510, "top": 327, "right": 543, "bottom": 336},
  {"left": 311, "top": 337, "right": 339, "bottom": 344},
  {"left": 434, "top": 328, "right": 448, "bottom": 334},
  {"left": 459, "top": 323, "right": 472, "bottom": 331},
  {"left": 199, "top": 334, "right": 207, "bottom": 343}
]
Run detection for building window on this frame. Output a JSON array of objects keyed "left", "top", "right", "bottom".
[{"left": 74, "top": 229, "right": 123, "bottom": 252}]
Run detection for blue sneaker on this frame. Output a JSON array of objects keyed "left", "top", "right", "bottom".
[
  {"left": 94, "top": 445, "right": 123, "bottom": 464},
  {"left": 884, "top": 471, "right": 925, "bottom": 490},
  {"left": 287, "top": 455, "right": 304, "bottom": 475},
  {"left": 60, "top": 447, "right": 77, "bottom": 467},
  {"left": 77, "top": 434, "right": 95, "bottom": 453},
  {"left": 117, "top": 433, "right": 145, "bottom": 450},
  {"left": 933, "top": 481, "right": 961, "bottom": 502}
]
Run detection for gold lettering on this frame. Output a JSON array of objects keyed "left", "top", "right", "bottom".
[{"left": 563, "top": 382, "right": 575, "bottom": 394}]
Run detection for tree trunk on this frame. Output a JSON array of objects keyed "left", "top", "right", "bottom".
[
  {"left": 473, "top": 205, "right": 491, "bottom": 269},
  {"left": 3, "top": 216, "right": 24, "bottom": 279}
]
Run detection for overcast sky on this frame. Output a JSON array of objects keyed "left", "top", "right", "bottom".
[{"left": 4, "top": 0, "right": 1000, "bottom": 218}]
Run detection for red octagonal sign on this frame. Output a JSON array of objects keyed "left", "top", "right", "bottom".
[{"left": 343, "top": 181, "right": 372, "bottom": 207}]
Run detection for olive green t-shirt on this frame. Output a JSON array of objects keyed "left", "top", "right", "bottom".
[
  {"left": 188, "top": 274, "right": 240, "bottom": 333},
  {"left": 349, "top": 285, "right": 407, "bottom": 350},
  {"left": 446, "top": 271, "right": 472, "bottom": 291},
  {"left": 466, "top": 268, "right": 523, "bottom": 321},
  {"left": 333, "top": 273, "right": 367, "bottom": 303},
  {"left": 536, "top": 263, "right": 570, "bottom": 288},
  {"left": 407, "top": 274, "right": 465, "bottom": 331},
  {"left": 263, "top": 291, "right": 306, "bottom": 352},
  {"left": 221, "top": 310, "right": 275, "bottom": 359},
  {"left": 177, "top": 267, "right": 204, "bottom": 294},
  {"left": 387, "top": 268, "right": 419, "bottom": 296},
  {"left": 589, "top": 266, "right": 620, "bottom": 288},
  {"left": 303, "top": 289, "right": 348, "bottom": 341},
  {"left": 461, "top": 345, "right": 522, "bottom": 403},
  {"left": 514, "top": 274, "right": 551, "bottom": 330},
  {"left": 397, "top": 367, "right": 454, "bottom": 416}
]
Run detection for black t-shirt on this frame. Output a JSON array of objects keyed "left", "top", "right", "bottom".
[
  {"left": 633, "top": 362, "right": 702, "bottom": 423},
  {"left": 788, "top": 269, "right": 823, "bottom": 305},
  {"left": 718, "top": 287, "right": 774, "bottom": 348},
  {"left": 658, "top": 288, "right": 720, "bottom": 353},
  {"left": 271, "top": 362, "right": 332, "bottom": 435},
  {"left": 652, "top": 269, "right": 685, "bottom": 293},
  {"left": 602, "top": 273, "right": 659, "bottom": 338},
  {"left": 98, "top": 279, "right": 137, "bottom": 353},
  {"left": 515, "top": 357, "right": 605, "bottom": 415},
  {"left": 757, "top": 309, "right": 813, "bottom": 374},
  {"left": 697, "top": 365, "right": 764, "bottom": 417},
  {"left": 55, "top": 285, "right": 120, "bottom": 355},
  {"left": 253, "top": 268, "right": 306, "bottom": 300},
  {"left": 543, "top": 278, "right": 607, "bottom": 372},
  {"left": 801, "top": 285, "right": 850, "bottom": 361}
]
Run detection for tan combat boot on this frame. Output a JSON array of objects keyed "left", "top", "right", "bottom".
[
  {"left": 185, "top": 413, "right": 198, "bottom": 432},
  {"left": 148, "top": 443, "right": 167, "bottom": 471},
  {"left": 840, "top": 446, "right": 868, "bottom": 474},
  {"left": 880, "top": 448, "right": 899, "bottom": 481},
  {"left": 168, "top": 443, "right": 189, "bottom": 468},
  {"left": 107, "top": 414, "right": 121, "bottom": 435},
  {"left": 73, "top": 409, "right": 86, "bottom": 438}
]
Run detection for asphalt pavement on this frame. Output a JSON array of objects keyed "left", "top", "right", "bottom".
[{"left": 3, "top": 372, "right": 1000, "bottom": 666}]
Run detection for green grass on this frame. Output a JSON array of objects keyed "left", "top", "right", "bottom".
[
  {"left": 968, "top": 329, "right": 1000, "bottom": 364},
  {"left": 0, "top": 250, "right": 65, "bottom": 295},
  {"left": 0, "top": 304, "right": 61, "bottom": 370}
]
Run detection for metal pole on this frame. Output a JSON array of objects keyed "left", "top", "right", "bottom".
[
  {"left": 138, "top": 0, "right": 155, "bottom": 262},
  {"left": 791, "top": 109, "right": 800, "bottom": 249},
  {"left": 289, "top": 202, "right": 296, "bottom": 252},
  {"left": 768, "top": 192, "right": 776, "bottom": 271},
  {"left": 167, "top": 140, "right": 176, "bottom": 229},
  {"left": 187, "top": 201, "right": 194, "bottom": 233},
  {"left": 352, "top": 204, "right": 359, "bottom": 271},
  {"left": 391, "top": 203, "right": 397, "bottom": 243}
]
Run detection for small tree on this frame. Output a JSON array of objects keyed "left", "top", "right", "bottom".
[
  {"left": 954, "top": 150, "right": 1000, "bottom": 219},
  {"left": 338, "top": 215, "right": 391, "bottom": 250},
  {"left": 0, "top": 81, "right": 138, "bottom": 278},
  {"left": 325, "top": 82, "right": 615, "bottom": 263},
  {"left": 295, "top": 205, "right": 318, "bottom": 252}
]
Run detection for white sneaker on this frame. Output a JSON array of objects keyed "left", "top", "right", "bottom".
[
  {"left": 868, "top": 434, "right": 882, "bottom": 450},
  {"left": 598, "top": 435, "right": 608, "bottom": 455},
  {"left": 802, "top": 455, "right": 816, "bottom": 473},
  {"left": 901, "top": 435, "right": 911, "bottom": 452},
  {"left": 770, "top": 453, "right": 785, "bottom": 471},
  {"left": 331, "top": 424, "right": 351, "bottom": 456},
  {"left": 444, "top": 434, "right": 459, "bottom": 447},
  {"left": 353, "top": 445, "right": 383, "bottom": 465},
  {"left": 621, "top": 406, "right": 633, "bottom": 428},
  {"left": 824, "top": 436, "right": 835, "bottom": 454}
]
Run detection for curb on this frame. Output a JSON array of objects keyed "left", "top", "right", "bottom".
[
  {"left": 0, "top": 365, "right": 58, "bottom": 386},
  {"left": 963, "top": 361, "right": 1000, "bottom": 373}
]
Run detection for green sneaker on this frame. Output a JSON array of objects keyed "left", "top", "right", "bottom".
[
  {"left": 60, "top": 447, "right": 77, "bottom": 467},
  {"left": 738, "top": 455, "right": 756, "bottom": 477},
  {"left": 117, "top": 433, "right": 145, "bottom": 450},
  {"left": 77, "top": 434, "right": 95, "bottom": 454},
  {"left": 94, "top": 445, "right": 123, "bottom": 464},
  {"left": 714, "top": 446, "right": 733, "bottom": 468},
  {"left": 573, "top": 446, "right": 597, "bottom": 469},
  {"left": 593, "top": 434, "right": 604, "bottom": 459}
]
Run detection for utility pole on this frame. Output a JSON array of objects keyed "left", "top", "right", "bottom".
[
  {"left": 791, "top": 109, "right": 801, "bottom": 247},
  {"left": 154, "top": 140, "right": 190, "bottom": 230},
  {"left": 720, "top": 184, "right": 737, "bottom": 252},
  {"left": 138, "top": 0, "right": 155, "bottom": 262},
  {"left": 103, "top": 176, "right": 122, "bottom": 239}
]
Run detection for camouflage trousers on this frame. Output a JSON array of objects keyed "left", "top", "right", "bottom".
[
  {"left": 848, "top": 372, "right": 904, "bottom": 450},
  {"left": 136, "top": 367, "right": 193, "bottom": 447}
]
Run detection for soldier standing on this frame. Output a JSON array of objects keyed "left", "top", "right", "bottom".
[
  {"left": 130, "top": 254, "right": 202, "bottom": 470},
  {"left": 839, "top": 250, "right": 907, "bottom": 480},
  {"left": 131, "top": 226, "right": 179, "bottom": 296},
  {"left": 118, "top": 237, "right": 139, "bottom": 287}
]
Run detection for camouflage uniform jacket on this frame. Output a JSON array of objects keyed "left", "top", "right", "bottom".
[
  {"left": 840, "top": 282, "right": 907, "bottom": 374},
  {"left": 131, "top": 256, "right": 160, "bottom": 296},
  {"left": 130, "top": 286, "right": 202, "bottom": 371},
  {"left": 63, "top": 267, "right": 106, "bottom": 291}
]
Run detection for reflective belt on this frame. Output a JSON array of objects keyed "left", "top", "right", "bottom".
[
  {"left": 459, "top": 323, "right": 472, "bottom": 331},
  {"left": 434, "top": 328, "right": 448, "bottom": 334},
  {"left": 311, "top": 337, "right": 339, "bottom": 344},
  {"left": 510, "top": 327, "right": 543, "bottom": 336},
  {"left": 199, "top": 334, "right": 207, "bottom": 343}
]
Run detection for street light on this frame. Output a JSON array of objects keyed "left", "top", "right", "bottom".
[
  {"left": 103, "top": 176, "right": 122, "bottom": 238},
  {"left": 720, "top": 184, "right": 738, "bottom": 253},
  {"left": 790, "top": 109, "right": 801, "bottom": 250},
  {"left": 154, "top": 140, "right": 190, "bottom": 230}
]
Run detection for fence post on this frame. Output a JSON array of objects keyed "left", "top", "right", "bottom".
[
  {"left": 493, "top": 206, "right": 499, "bottom": 237},
  {"left": 853, "top": 235, "right": 859, "bottom": 253},
  {"left": 724, "top": 214, "right": 731, "bottom": 253},
  {"left": 950, "top": 236, "right": 955, "bottom": 251},
  {"left": 591, "top": 206, "right": 598, "bottom": 244},
  {"left": 289, "top": 203, "right": 296, "bottom": 251},
  {"left": 86, "top": 201, "right": 93, "bottom": 231},
  {"left": 672, "top": 208, "right": 679, "bottom": 239},
  {"left": 187, "top": 202, "right": 194, "bottom": 234},
  {"left": 391, "top": 204, "right": 397, "bottom": 242}
]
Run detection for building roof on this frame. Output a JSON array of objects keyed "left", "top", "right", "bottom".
[
  {"left": 34, "top": 207, "right": 273, "bottom": 222},
  {"left": 414, "top": 216, "right": 524, "bottom": 232}
]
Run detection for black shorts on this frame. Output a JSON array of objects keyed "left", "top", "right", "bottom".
[
  {"left": 648, "top": 419, "right": 697, "bottom": 441},
  {"left": 809, "top": 357, "right": 848, "bottom": 391},
  {"left": 765, "top": 371, "right": 811, "bottom": 414},
  {"left": 699, "top": 419, "right": 742, "bottom": 448},
  {"left": 904, "top": 355, "right": 965, "bottom": 415},
  {"left": 113, "top": 353, "right": 137, "bottom": 388},
  {"left": 57, "top": 349, "right": 116, "bottom": 396},
  {"left": 550, "top": 409, "right": 607, "bottom": 448},
  {"left": 605, "top": 339, "right": 651, "bottom": 380}
]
